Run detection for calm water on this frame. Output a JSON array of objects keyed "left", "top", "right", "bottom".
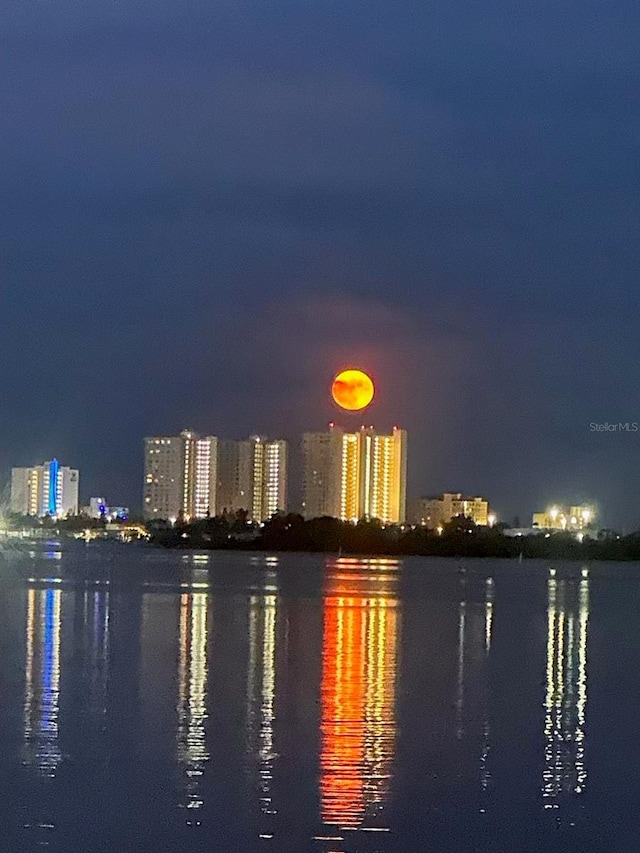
[{"left": 1, "top": 543, "right": 639, "bottom": 852}]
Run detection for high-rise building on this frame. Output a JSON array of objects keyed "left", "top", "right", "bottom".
[
  {"left": 301, "top": 424, "right": 344, "bottom": 519},
  {"left": 11, "top": 460, "right": 79, "bottom": 517},
  {"left": 414, "top": 492, "right": 490, "bottom": 529},
  {"left": 302, "top": 425, "right": 407, "bottom": 524},
  {"left": 216, "top": 439, "right": 253, "bottom": 515},
  {"left": 340, "top": 431, "right": 362, "bottom": 522},
  {"left": 341, "top": 426, "right": 407, "bottom": 524},
  {"left": 216, "top": 436, "right": 288, "bottom": 522},
  {"left": 193, "top": 434, "right": 217, "bottom": 520},
  {"left": 143, "top": 430, "right": 217, "bottom": 521},
  {"left": 250, "top": 436, "right": 288, "bottom": 522}
]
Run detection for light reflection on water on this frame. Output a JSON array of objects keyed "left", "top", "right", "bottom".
[
  {"left": 23, "top": 587, "right": 62, "bottom": 778},
  {"left": 479, "top": 578, "right": 494, "bottom": 792},
  {"left": 542, "top": 576, "right": 589, "bottom": 807},
  {"left": 2, "top": 547, "right": 618, "bottom": 851},
  {"left": 320, "top": 559, "right": 401, "bottom": 834},
  {"left": 246, "top": 585, "right": 278, "bottom": 820},
  {"left": 178, "top": 591, "right": 210, "bottom": 813},
  {"left": 83, "top": 587, "right": 110, "bottom": 734}
]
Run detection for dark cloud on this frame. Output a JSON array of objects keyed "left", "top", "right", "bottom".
[{"left": 2, "top": 0, "right": 639, "bottom": 525}]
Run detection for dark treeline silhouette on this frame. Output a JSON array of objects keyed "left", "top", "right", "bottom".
[
  {"left": 4, "top": 512, "right": 109, "bottom": 531},
  {"left": 148, "top": 512, "right": 640, "bottom": 561}
]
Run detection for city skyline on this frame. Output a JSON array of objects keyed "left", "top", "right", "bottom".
[
  {"left": 1, "top": 374, "right": 621, "bottom": 526},
  {"left": 3, "top": 0, "right": 639, "bottom": 530},
  {"left": 3, "top": 427, "right": 608, "bottom": 533},
  {"left": 3, "top": 0, "right": 638, "bottom": 849}
]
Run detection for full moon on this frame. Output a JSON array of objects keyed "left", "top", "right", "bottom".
[{"left": 331, "top": 369, "right": 375, "bottom": 411}]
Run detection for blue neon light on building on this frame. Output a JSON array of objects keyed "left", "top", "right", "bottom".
[{"left": 48, "top": 459, "right": 59, "bottom": 516}]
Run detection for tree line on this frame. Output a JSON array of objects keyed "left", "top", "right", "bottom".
[{"left": 149, "top": 512, "right": 640, "bottom": 560}]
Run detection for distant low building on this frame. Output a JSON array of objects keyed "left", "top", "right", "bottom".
[
  {"left": 108, "top": 506, "right": 129, "bottom": 521},
  {"left": 11, "top": 460, "right": 79, "bottom": 517},
  {"left": 532, "top": 505, "right": 595, "bottom": 531},
  {"left": 88, "top": 497, "right": 108, "bottom": 518},
  {"left": 86, "top": 498, "right": 129, "bottom": 521},
  {"left": 414, "top": 492, "right": 492, "bottom": 529}
]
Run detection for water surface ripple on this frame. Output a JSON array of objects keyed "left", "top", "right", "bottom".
[{"left": 1, "top": 543, "right": 639, "bottom": 852}]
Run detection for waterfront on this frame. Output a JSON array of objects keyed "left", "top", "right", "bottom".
[{"left": 1, "top": 543, "right": 639, "bottom": 851}]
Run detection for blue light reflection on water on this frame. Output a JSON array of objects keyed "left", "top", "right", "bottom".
[
  {"left": 22, "top": 586, "right": 62, "bottom": 780},
  {"left": 42, "top": 589, "right": 55, "bottom": 707}
]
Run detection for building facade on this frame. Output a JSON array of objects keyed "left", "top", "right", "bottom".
[
  {"left": 302, "top": 425, "right": 407, "bottom": 524},
  {"left": 532, "top": 505, "right": 595, "bottom": 531},
  {"left": 249, "top": 437, "right": 288, "bottom": 522},
  {"left": 362, "top": 427, "right": 407, "bottom": 524},
  {"left": 11, "top": 460, "right": 79, "bottom": 517},
  {"left": 301, "top": 424, "right": 344, "bottom": 519},
  {"left": 216, "top": 437, "right": 288, "bottom": 522},
  {"left": 415, "top": 492, "right": 490, "bottom": 529},
  {"left": 216, "top": 439, "right": 253, "bottom": 515},
  {"left": 86, "top": 498, "right": 129, "bottom": 521},
  {"left": 143, "top": 430, "right": 217, "bottom": 521},
  {"left": 145, "top": 431, "right": 287, "bottom": 523}
]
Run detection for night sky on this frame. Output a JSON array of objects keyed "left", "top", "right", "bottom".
[{"left": 2, "top": 1, "right": 640, "bottom": 527}]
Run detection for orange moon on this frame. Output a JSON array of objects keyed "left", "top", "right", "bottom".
[{"left": 331, "top": 369, "right": 375, "bottom": 411}]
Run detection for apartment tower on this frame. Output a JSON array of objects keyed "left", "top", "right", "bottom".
[
  {"left": 11, "top": 459, "right": 79, "bottom": 517},
  {"left": 216, "top": 436, "right": 288, "bottom": 522},
  {"left": 303, "top": 425, "right": 407, "bottom": 524},
  {"left": 143, "top": 429, "right": 217, "bottom": 521},
  {"left": 249, "top": 437, "right": 288, "bottom": 522},
  {"left": 301, "top": 424, "right": 344, "bottom": 519},
  {"left": 216, "top": 439, "right": 253, "bottom": 515}
]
